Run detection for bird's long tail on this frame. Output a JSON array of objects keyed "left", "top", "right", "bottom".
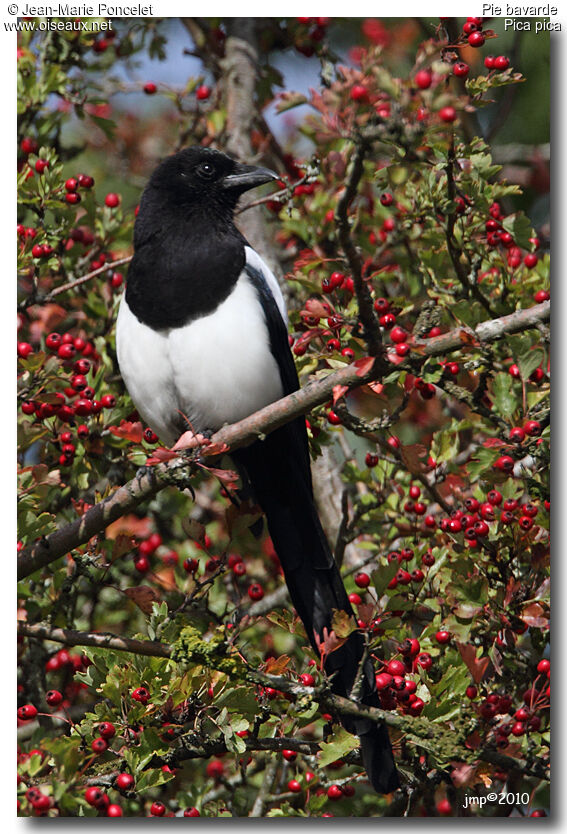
[{"left": 233, "top": 425, "right": 400, "bottom": 794}]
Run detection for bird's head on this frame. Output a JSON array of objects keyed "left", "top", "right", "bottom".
[{"left": 146, "top": 146, "right": 279, "bottom": 212}]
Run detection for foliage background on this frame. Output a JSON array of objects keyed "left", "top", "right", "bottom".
[{"left": 15, "top": 13, "right": 550, "bottom": 819}]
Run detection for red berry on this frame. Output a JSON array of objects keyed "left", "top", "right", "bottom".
[
  {"left": 65, "top": 177, "right": 78, "bottom": 192},
  {"left": 184, "top": 807, "right": 201, "bottom": 817},
  {"left": 437, "top": 798, "right": 452, "bottom": 816},
  {"left": 107, "top": 805, "right": 123, "bottom": 817},
  {"left": 374, "top": 297, "right": 390, "bottom": 313},
  {"left": 35, "top": 158, "right": 49, "bottom": 174},
  {"left": 17, "top": 342, "right": 33, "bottom": 359},
  {"left": 453, "top": 62, "right": 469, "bottom": 78},
  {"left": 416, "top": 652, "right": 432, "bottom": 671},
  {"left": 468, "top": 31, "right": 485, "bottom": 47},
  {"left": 98, "top": 721, "right": 116, "bottom": 739},
  {"left": 288, "top": 779, "right": 302, "bottom": 793},
  {"left": 390, "top": 326, "right": 407, "bottom": 344},
  {"left": 299, "top": 673, "right": 315, "bottom": 686},
  {"left": 365, "top": 452, "right": 379, "bottom": 468},
  {"left": 354, "top": 572, "right": 371, "bottom": 588},
  {"left": 85, "top": 787, "right": 105, "bottom": 806},
  {"left": 91, "top": 736, "right": 108, "bottom": 753},
  {"left": 327, "top": 784, "right": 343, "bottom": 801},
  {"left": 143, "top": 82, "right": 157, "bottom": 94},
  {"left": 206, "top": 759, "right": 224, "bottom": 779},
  {"left": 439, "top": 106, "right": 456, "bottom": 123},
  {"left": 131, "top": 686, "right": 149, "bottom": 704},
  {"left": 58, "top": 343, "right": 76, "bottom": 360},
  {"left": 150, "top": 801, "right": 166, "bottom": 816},
  {"left": 350, "top": 84, "right": 368, "bottom": 102},
  {"left": 196, "top": 85, "right": 211, "bottom": 101},
  {"left": 537, "top": 659, "right": 550, "bottom": 675},
  {"left": 380, "top": 192, "right": 394, "bottom": 206},
  {"left": 282, "top": 749, "right": 297, "bottom": 762},
  {"left": 494, "top": 55, "right": 510, "bottom": 70},
  {"left": 21, "top": 137, "right": 38, "bottom": 154},
  {"left": 408, "top": 697, "right": 425, "bottom": 716},
  {"left": 77, "top": 173, "right": 94, "bottom": 188},
  {"left": 518, "top": 515, "right": 534, "bottom": 531},
  {"left": 65, "top": 192, "right": 81, "bottom": 205},
  {"left": 387, "top": 435, "right": 400, "bottom": 450},
  {"left": 466, "top": 685, "right": 477, "bottom": 699},
  {"left": 415, "top": 69, "right": 432, "bottom": 89},
  {"left": 435, "top": 630, "right": 451, "bottom": 645},
  {"left": 115, "top": 773, "right": 135, "bottom": 790},
  {"left": 248, "top": 583, "right": 264, "bottom": 601},
  {"left": 17, "top": 704, "right": 38, "bottom": 720},
  {"left": 45, "top": 689, "right": 63, "bottom": 707},
  {"left": 534, "top": 289, "right": 549, "bottom": 303},
  {"left": 104, "top": 193, "right": 120, "bottom": 208},
  {"left": 493, "top": 455, "right": 515, "bottom": 474}
]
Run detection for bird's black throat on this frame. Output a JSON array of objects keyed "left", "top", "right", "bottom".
[{"left": 126, "top": 195, "right": 246, "bottom": 331}]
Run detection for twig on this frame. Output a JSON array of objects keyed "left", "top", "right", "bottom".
[
  {"left": 18, "top": 255, "right": 132, "bottom": 311},
  {"left": 249, "top": 758, "right": 278, "bottom": 817},
  {"left": 445, "top": 139, "right": 493, "bottom": 315},
  {"left": 336, "top": 141, "right": 383, "bottom": 357}
]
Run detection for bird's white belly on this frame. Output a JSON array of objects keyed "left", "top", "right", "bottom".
[{"left": 116, "top": 273, "right": 284, "bottom": 446}]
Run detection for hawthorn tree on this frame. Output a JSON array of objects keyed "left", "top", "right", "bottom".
[{"left": 17, "top": 16, "right": 550, "bottom": 818}]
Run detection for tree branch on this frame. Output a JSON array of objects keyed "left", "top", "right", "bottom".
[
  {"left": 336, "top": 141, "right": 383, "bottom": 357},
  {"left": 18, "top": 301, "right": 549, "bottom": 581}
]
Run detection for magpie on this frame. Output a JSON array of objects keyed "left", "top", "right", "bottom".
[{"left": 116, "top": 146, "right": 399, "bottom": 794}]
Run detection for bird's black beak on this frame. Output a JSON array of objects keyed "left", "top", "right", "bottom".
[{"left": 222, "top": 163, "right": 279, "bottom": 193}]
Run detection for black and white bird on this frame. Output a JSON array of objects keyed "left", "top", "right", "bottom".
[{"left": 116, "top": 146, "right": 399, "bottom": 794}]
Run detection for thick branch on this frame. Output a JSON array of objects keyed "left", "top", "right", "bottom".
[{"left": 18, "top": 301, "right": 549, "bottom": 581}]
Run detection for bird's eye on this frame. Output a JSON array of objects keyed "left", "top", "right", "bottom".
[{"left": 196, "top": 162, "right": 215, "bottom": 179}]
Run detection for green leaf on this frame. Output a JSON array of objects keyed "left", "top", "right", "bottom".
[
  {"left": 318, "top": 727, "right": 359, "bottom": 767},
  {"left": 502, "top": 212, "right": 533, "bottom": 249},
  {"left": 518, "top": 347, "right": 545, "bottom": 381},
  {"left": 492, "top": 373, "right": 517, "bottom": 420}
]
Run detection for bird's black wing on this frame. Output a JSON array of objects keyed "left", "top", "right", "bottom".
[{"left": 243, "top": 259, "right": 312, "bottom": 492}]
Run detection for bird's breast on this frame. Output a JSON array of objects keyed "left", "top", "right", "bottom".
[{"left": 116, "top": 272, "right": 284, "bottom": 445}]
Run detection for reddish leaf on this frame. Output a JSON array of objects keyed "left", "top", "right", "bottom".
[
  {"left": 106, "top": 514, "right": 152, "bottom": 540},
  {"left": 520, "top": 602, "right": 548, "bottom": 628},
  {"left": 172, "top": 430, "right": 211, "bottom": 452},
  {"left": 314, "top": 626, "right": 347, "bottom": 662},
  {"left": 145, "top": 447, "right": 178, "bottom": 465},
  {"left": 124, "top": 585, "right": 161, "bottom": 614},
  {"left": 181, "top": 518, "right": 207, "bottom": 547},
  {"left": 332, "top": 384, "right": 349, "bottom": 405},
  {"left": 482, "top": 438, "right": 506, "bottom": 449},
  {"left": 354, "top": 356, "right": 376, "bottom": 377},
  {"left": 365, "top": 381, "right": 385, "bottom": 396},
  {"left": 457, "top": 642, "right": 490, "bottom": 684},
  {"left": 458, "top": 328, "right": 480, "bottom": 346},
  {"left": 112, "top": 533, "right": 135, "bottom": 559},
  {"left": 264, "top": 655, "right": 291, "bottom": 676},
  {"left": 198, "top": 464, "right": 239, "bottom": 488},
  {"left": 108, "top": 420, "right": 144, "bottom": 444},
  {"left": 400, "top": 443, "right": 428, "bottom": 474}
]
